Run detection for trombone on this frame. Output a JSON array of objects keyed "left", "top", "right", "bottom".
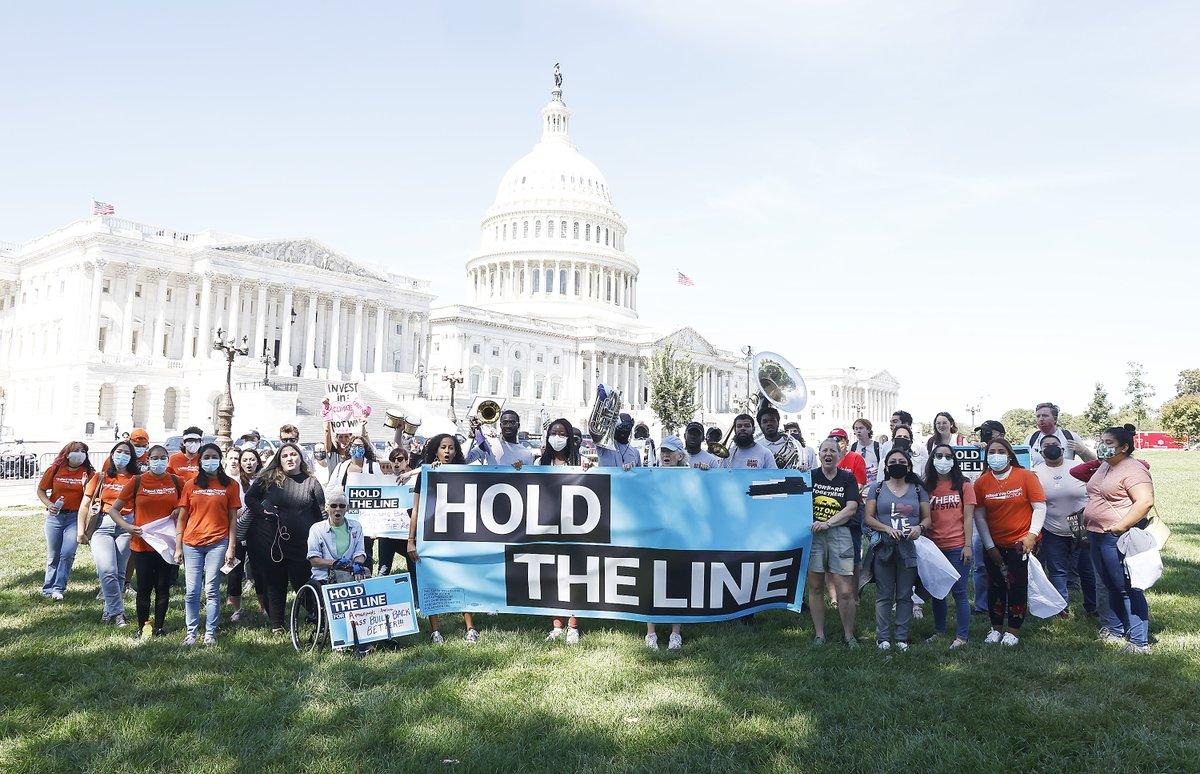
[{"left": 708, "top": 351, "right": 808, "bottom": 460}]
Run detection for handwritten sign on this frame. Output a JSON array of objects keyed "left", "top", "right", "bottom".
[{"left": 325, "top": 381, "right": 371, "bottom": 434}]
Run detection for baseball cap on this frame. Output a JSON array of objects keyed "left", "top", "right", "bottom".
[
  {"left": 684, "top": 421, "right": 705, "bottom": 433},
  {"left": 660, "top": 436, "right": 685, "bottom": 453},
  {"left": 975, "top": 420, "right": 1005, "bottom": 435},
  {"left": 828, "top": 428, "right": 848, "bottom": 439},
  {"left": 129, "top": 428, "right": 150, "bottom": 445}
]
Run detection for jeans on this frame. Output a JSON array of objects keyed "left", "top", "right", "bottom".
[
  {"left": 931, "top": 546, "right": 971, "bottom": 640},
  {"left": 1039, "top": 531, "right": 1097, "bottom": 613},
  {"left": 874, "top": 553, "right": 916, "bottom": 643},
  {"left": 43, "top": 510, "right": 79, "bottom": 594},
  {"left": 972, "top": 534, "right": 988, "bottom": 613},
  {"left": 184, "top": 540, "right": 228, "bottom": 637},
  {"left": 1090, "top": 530, "right": 1150, "bottom": 646},
  {"left": 90, "top": 522, "right": 131, "bottom": 617}
]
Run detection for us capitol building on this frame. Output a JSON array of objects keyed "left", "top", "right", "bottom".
[{"left": 0, "top": 75, "right": 900, "bottom": 445}]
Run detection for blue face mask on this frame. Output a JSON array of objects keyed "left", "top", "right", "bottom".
[
  {"left": 350, "top": 446, "right": 367, "bottom": 460},
  {"left": 148, "top": 459, "right": 168, "bottom": 475},
  {"left": 111, "top": 452, "right": 131, "bottom": 468},
  {"left": 200, "top": 459, "right": 221, "bottom": 473},
  {"left": 987, "top": 453, "right": 1009, "bottom": 472}
]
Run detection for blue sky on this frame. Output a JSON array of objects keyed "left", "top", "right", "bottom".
[{"left": 2, "top": 2, "right": 1196, "bottom": 425}]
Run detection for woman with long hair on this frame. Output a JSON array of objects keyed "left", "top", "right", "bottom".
[
  {"left": 244, "top": 442, "right": 325, "bottom": 634},
  {"left": 407, "top": 433, "right": 477, "bottom": 644},
  {"left": 106, "top": 445, "right": 183, "bottom": 638},
  {"left": 227, "top": 447, "right": 264, "bottom": 622},
  {"left": 862, "top": 449, "right": 931, "bottom": 652},
  {"left": 534, "top": 418, "right": 587, "bottom": 643},
  {"left": 79, "top": 440, "right": 140, "bottom": 625},
  {"left": 923, "top": 443, "right": 975, "bottom": 649},
  {"left": 371, "top": 447, "right": 413, "bottom": 577},
  {"left": 36, "top": 441, "right": 95, "bottom": 600},
  {"left": 972, "top": 437, "right": 1046, "bottom": 647},
  {"left": 926, "top": 411, "right": 967, "bottom": 452},
  {"left": 1084, "top": 424, "right": 1155, "bottom": 653}
]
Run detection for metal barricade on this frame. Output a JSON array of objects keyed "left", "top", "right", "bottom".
[{"left": 0, "top": 452, "right": 42, "bottom": 480}]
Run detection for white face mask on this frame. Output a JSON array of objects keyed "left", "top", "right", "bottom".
[
  {"left": 184, "top": 440, "right": 201, "bottom": 454},
  {"left": 548, "top": 435, "right": 568, "bottom": 452},
  {"left": 933, "top": 457, "right": 954, "bottom": 475},
  {"left": 68, "top": 451, "right": 87, "bottom": 467}
]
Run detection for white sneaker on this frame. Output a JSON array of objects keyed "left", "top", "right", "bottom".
[
  {"left": 377, "top": 565, "right": 390, "bottom": 577},
  {"left": 877, "top": 640, "right": 891, "bottom": 651},
  {"left": 465, "top": 628, "right": 479, "bottom": 644},
  {"left": 644, "top": 633, "right": 659, "bottom": 650},
  {"left": 1098, "top": 627, "right": 1126, "bottom": 646},
  {"left": 895, "top": 641, "right": 909, "bottom": 653},
  {"left": 430, "top": 631, "right": 444, "bottom": 645},
  {"left": 984, "top": 629, "right": 1003, "bottom": 644},
  {"left": 113, "top": 614, "right": 127, "bottom": 628},
  {"left": 1000, "top": 632, "right": 1019, "bottom": 647},
  {"left": 667, "top": 633, "right": 682, "bottom": 651},
  {"left": 182, "top": 634, "right": 197, "bottom": 647},
  {"left": 545, "top": 626, "right": 564, "bottom": 642},
  {"left": 565, "top": 627, "right": 580, "bottom": 645},
  {"left": 203, "top": 633, "right": 216, "bottom": 647},
  {"left": 50, "top": 591, "right": 64, "bottom": 601},
  {"left": 1121, "top": 642, "right": 1151, "bottom": 655},
  {"left": 912, "top": 606, "right": 924, "bottom": 620}
]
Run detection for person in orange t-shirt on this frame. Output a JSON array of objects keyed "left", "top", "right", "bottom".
[
  {"left": 176, "top": 443, "right": 241, "bottom": 645},
  {"left": 129, "top": 427, "right": 151, "bottom": 472},
  {"left": 972, "top": 438, "right": 1046, "bottom": 647},
  {"left": 79, "top": 440, "right": 140, "bottom": 625},
  {"left": 36, "top": 441, "right": 95, "bottom": 599},
  {"left": 107, "top": 445, "right": 183, "bottom": 637},
  {"left": 168, "top": 426, "right": 204, "bottom": 478}
]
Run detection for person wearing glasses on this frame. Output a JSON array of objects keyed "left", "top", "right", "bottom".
[
  {"left": 307, "top": 489, "right": 367, "bottom": 582},
  {"left": 1028, "top": 402, "right": 1095, "bottom": 462}
]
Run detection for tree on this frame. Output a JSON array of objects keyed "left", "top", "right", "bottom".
[
  {"left": 647, "top": 342, "right": 699, "bottom": 435},
  {"left": 1159, "top": 395, "right": 1200, "bottom": 441},
  {"left": 999, "top": 408, "right": 1036, "bottom": 445},
  {"left": 1081, "top": 382, "right": 1114, "bottom": 435},
  {"left": 1175, "top": 368, "right": 1200, "bottom": 398},
  {"left": 1122, "top": 361, "right": 1155, "bottom": 427}
]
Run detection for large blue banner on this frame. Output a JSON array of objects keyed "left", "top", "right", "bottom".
[{"left": 413, "top": 465, "right": 814, "bottom": 623}]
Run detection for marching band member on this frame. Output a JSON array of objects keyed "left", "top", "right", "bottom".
[
  {"left": 757, "top": 405, "right": 805, "bottom": 470},
  {"left": 633, "top": 422, "right": 658, "bottom": 467},
  {"left": 719, "top": 414, "right": 777, "bottom": 470},
  {"left": 593, "top": 414, "right": 643, "bottom": 470},
  {"left": 783, "top": 422, "right": 817, "bottom": 471},
  {"left": 683, "top": 422, "right": 720, "bottom": 470}
]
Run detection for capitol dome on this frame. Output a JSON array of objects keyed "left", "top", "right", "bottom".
[{"left": 466, "top": 80, "right": 639, "bottom": 322}]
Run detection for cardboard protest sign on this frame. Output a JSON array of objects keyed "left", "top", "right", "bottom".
[{"left": 324, "top": 381, "right": 371, "bottom": 434}]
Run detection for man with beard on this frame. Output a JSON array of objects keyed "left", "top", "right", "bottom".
[
  {"left": 718, "top": 414, "right": 777, "bottom": 469},
  {"left": 594, "top": 414, "right": 642, "bottom": 470},
  {"left": 757, "top": 405, "right": 805, "bottom": 470},
  {"left": 467, "top": 409, "right": 535, "bottom": 468},
  {"left": 683, "top": 422, "right": 720, "bottom": 469}
]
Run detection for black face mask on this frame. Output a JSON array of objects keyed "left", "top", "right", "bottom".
[
  {"left": 614, "top": 428, "right": 632, "bottom": 445},
  {"left": 1042, "top": 445, "right": 1063, "bottom": 461},
  {"left": 887, "top": 463, "right": 910, "bottom": 479}
]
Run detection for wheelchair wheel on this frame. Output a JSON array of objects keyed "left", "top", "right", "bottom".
[{"left": 290, "top": 584, "right": 325, "bottom": 653}]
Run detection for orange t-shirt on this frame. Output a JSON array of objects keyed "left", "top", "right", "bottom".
[
  {"left": 38, "top": 464, "right": 90, "bottom": 511},
  {"left": 84, "top": 470, "right": 135, "bottom": 515},
  {"left": 972, "top": 467, "right": 1045, "bottom": 547},
  {"left": 168, "top": 452, "right": 200, "bottom": 479},
  {"left": 116, "top": 473, "right": 181, "bottom": 552},
  {"left": 180, "top": 478, "right": 242, "bottom": 547}
]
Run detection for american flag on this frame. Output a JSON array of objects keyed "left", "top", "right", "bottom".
[
  {"left": 677, "top": 271, "right": 695, "bottom": 287},
  {"left": 93, "top": 200, "right": 115, "bottom": 216}
]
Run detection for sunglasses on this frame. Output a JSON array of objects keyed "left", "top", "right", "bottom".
[
  {"left": 933, "top": 453, "right": 954, "bottom": 460},
  {"left": 328, "top": 504, "right": 347, "bottom": 510}
]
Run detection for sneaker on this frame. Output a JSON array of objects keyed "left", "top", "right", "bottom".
[
  {"left": 813, "top": 635, "right": 826, "bottom": 646},
  {"left": 101, "top": 611, "right": 113, "bottom": 623},
  {"left": 465, "top": 628, "right": 479, "bottom": 644},
  {"left": 668, "top": 633, "right": 683, "bottom": 651},
  {"left": 545, "top": 626, "right": 564, "bottom": 642},
  {"left": 912, "top": 606, "right": 924, "bottom": 620},
  {"left": 229, "top": 609, "right": 241, "bottom": 623},
  {"left": 949, "top": 638, "right": 967, "bottom": 650},
  {"left": 152, "top": 628, "right": 165, "bottom": 638},
  {"left": 50, "top": 591, "right": 64, "bottom": 601},
  {"left": 984, "top": 629, "right": 1003, "bottom": 644},
  {"left": 113, "top": 614, "right": 127, "bottom": 628},
  {"left": 877, "top": 641, "right": 891, "bottom": 651},
  {"left": 182, "top": 634, "right": 197, "bottom": 647},
  {"left": 845, "top": 636, "right": 859, "bottom": 650},
  {"left": 644, "top": 633, "right": 659, "bottom": 650},
  {"left": 1098, "top": 627, "right": 1126, "bottom": 646},
  {"left": 1121, "top": 642, "right": 1151, "bottom": 655},
  {"left": 430, "top": 631, "right": 445, "bottom": 645},
  {"left": 271, "top": 627, "right": 285, "bottom": 636},
  {"left": 203, "top": 633, "right": 216, "bottom": 647},
  {"left": 565, "top": 627, "right": 580, "bottom": 645},
  {"left": 896, "top": 641, "right": 909, "bottom": 653},
  {"left": 1000, "top": 632, "right": 1020, "bottom": 647}
]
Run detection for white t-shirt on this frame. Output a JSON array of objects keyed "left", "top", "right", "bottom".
[
  {"left": 1028, "top": 426, "right": 1082, "bottom": 461},
  {"left": 686, "top": 447, "right": 721, "bottom": 469},
  {"left": 851, "top": 439, "right": 882, "bottom": 480},
  {"left": 1033, "top": 462, "right": 1088, "bottom": 536},
  {"left": 719, "top": 442, "right": 778, "bottom": 470},
  {"left": 495, "top": 438, "right": 536, "bottom": 466}
]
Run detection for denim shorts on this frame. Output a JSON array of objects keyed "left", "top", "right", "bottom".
[{"left": 810, "top": 525, "right": 855, "bottom": 576}]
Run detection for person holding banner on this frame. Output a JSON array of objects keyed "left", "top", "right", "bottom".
[
  {"left": 923, "top": 444, "right": 975, "bottom": 649},
  {"left": 106, "top": 445, "right": 183, "bottom": 638},
  {"left": 175, "top": 443, "right": 240, "bottom": 646},
  {"left": 594, "top": 415, "right": 643, "bottom": 470},
  {"left": 720, "top": 414, "right": 777, "bottom": 470},
  {"left": 408, "top": 434, "right": 478, "bottom": 644},
  {"left": 683, "top": 422, "right": 720, "bottom": 470},
  {"left": 534, "top": 419, "right": 588, "bottom": 641},
  {"left": 863, "top": 449, "right": 931, "bottom": 652},
  {"left": 972, "top": 438, "right": 1046, "bottom": 647},
  {"left": 245, "top": 443, "right": 326, "bottom": 635},
  {"left": 807, "top": 439, "right": 862, "bottom": 647},
  {"left": 78, "top": 440, "right": 140, "bottom": 626},
  {"left": 641, "top": 436, "right": 691, "bottom": 651},
  {"left": 480, "top": 410, "right": 537, "bottom": 467}
]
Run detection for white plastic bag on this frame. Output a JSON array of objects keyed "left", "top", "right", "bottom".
[
  {"left": 1119, "top": 528, "right": 1164, "bottom": 590},
  {"left": 1027, "top": 554, "right": 1067, "bottom": 618},
  {"left": 140, "top": 515, "right": 180, "bottom": 565},
  {"left": 913, "top": 536, "right": 960, "bottom": 600}
]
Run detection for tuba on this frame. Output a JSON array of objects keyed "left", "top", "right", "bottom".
[
  {"left": 587, "top": 384, "right": 623, "bottom": 448},
  {"left": 711, "top": 351, "right": 808, "bottom": 464}
]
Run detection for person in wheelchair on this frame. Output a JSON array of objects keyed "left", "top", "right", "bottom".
[{"left": 306, "top": 489, "right": 367, "bottom": 585}]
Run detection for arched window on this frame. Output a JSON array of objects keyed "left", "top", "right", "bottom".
[
  {"left": 494, "top": 226, "right": 499, "bottom": 241},
  {"left": 503, "top": 223, "right": 507, "bottom": 240},
  {"left": 559, "top": 270, "right": 567, "bottom": 294},
  {"left": 604, "top": 227, "right": 609, "bottom": 246},
  {"left": 535, "top": 379, "right": 544, "bottom": 400},
  {"left": 512, "top": 370, "right": 522, "bottom": 398},
  {"left": 523, "top": 221, "right": 529, "bottom": 238},
  {"left": 512, "top": 220, "right": 517, "bottom": 237},
  {"left": 489, "top": 372, "right": 500, "bottom": 394},
  {"left": 574, "top": 270, "right": 580, "bottom": 295},
  {"left": 606, "top": 275, "right": 612, "bottom": 301},
  {"left": 544, "top": 268, "right": 553, "bottom": 292},
  {"left": 535, "top": 220, "right": 542, "bottom": 238},
  {"left": 573, "top": 222, "right": 579, "bottom": 239},
  {"left": 560, "top": 220, "right": 567, "bottom": 238},
  {"left": 585, "top": 224, "right": 591, "bottom": 241}
]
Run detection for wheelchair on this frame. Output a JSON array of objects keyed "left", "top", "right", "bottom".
[{"left": 289, "top": 568, "right": 367, "bottom": 654}]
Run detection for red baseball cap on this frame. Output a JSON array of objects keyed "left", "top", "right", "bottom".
[{"left": 828, "top": 428, "right": 848, "bottom": 439}]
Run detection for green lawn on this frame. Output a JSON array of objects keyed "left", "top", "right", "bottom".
[{"left": 2, "top": 451, "right": 1198, "bottom": 772}]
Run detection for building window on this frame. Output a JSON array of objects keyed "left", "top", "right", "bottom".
[
  {"left": 553, "top": 355, "right": 560, "bottom": 365},
  {"left": 489, "top": 373, "right": 500, "bottom": 393},
  {"left": 604, "top": 228, "right": 609, "bottom": 246},
  {"left": 395, "top": 323, "right": 402, "bottom": 334},
  {"left": 469, "top": 370, "right": 482, "bottom": 393},
  {"left": 491, "top": 346, "right": 500, "bottom": 357},
  {"left": 165, "top": 288, "right": 173, "bottom": 302},
  {"left": 535, "top": 220, "right": 541, "bottom": 238},
  {"left": 102, "top": 279, "right": 111, "bottom": 294},
  {"left": 559, "top": 270, "right": 567, "bottom": 294},
  {"left": 544, "top": 269, "right": 553, "bottom": 292},
  {"left": 560, "top": 220, "right": 567, "bottom": 237},
  {"left": 536, "top": 353, "right": 544, "bottom": 363},
  {"left": 433, "top": 342, "right": 440, "bottom": 352},
  {"left": 585, "top": 224, "right": 591, "bottom": 241},
  {"left": 130, "top": 331, "right": 139, "bottom": 353},
  {"left": 551, "top": 380, "right": 561, "bottom": 401},
  {"left": 134, "top": 283, "right": 143, "bottom": 298},
  {"left": 471, "top": 343, "right": 480, "bottom": 354},
  {"left": 514, "top": 350, "right": 521, "bottom": 360},
  {"left": 535, "top": 380, "right": 544, "bottom": 400},
  {"left": 523, "top": 221, "right": 529, "bottom": 238},
  {"left": 97, "top": 327, "right": 107, "bottom": 351},
  {"left": 503, "top": 224, "right": 507, "bottom": 240},
  {"left": 532, "top": 270, "right": 540, "bottom": 292},
  {"left": 512, "top": 371, "right": 522, "bottom": 397},
  {"left": 573, "top": 222, "right": 579, "bottom": 239},
  {"left": 60, "top": 280, "right": 65, "bottom": 293}
]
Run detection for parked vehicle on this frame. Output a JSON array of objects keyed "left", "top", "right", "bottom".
[{"left": 1135, "top": 432, "right": 1185, "bottom": 450}]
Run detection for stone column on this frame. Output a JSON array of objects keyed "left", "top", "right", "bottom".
[
  {"left": 351, "top": 298, "right": 364, "bottom": 377},
  {"left": 302, "top": 291, "right": 318, "bottom": 376},
  {"left": 397, "top": 311, "right": 411, "bottom": 373},
  {"left": 180, "top": 276, "right": 197, "bottom": 360},
  {"left": 373, "top": 304, "right": 387, "bottom": 374},
  {"left": 151, "top": 272, "right": 169, "bottom": 358},
  {"left": 196, "top": 273, "right": 212, "bottom": 359},
  {"left": 121, "top": 269, "right": 137, "bottom": 355},
  {"left": 419, "top": 313, "right": 430, "bottom": 373},
  {"left": 87, "top": 259, "right": 105, "bottom": 354},
  {"left": 327, "top": 295, "right": 342, "bottom": 378},
  {"left": 278, "top": 286, "right": 295, "bottom": 374},
  {"left": 226, "top": 280, "right": 241, "bottom": 343},
  {"left": 253, "top": 282, "right": 268, "bottom": 357}
]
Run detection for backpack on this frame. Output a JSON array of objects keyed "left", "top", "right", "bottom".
[
  {"left": 852, "top": 440, "right": 881, "bottom": 462},
  {"left": 1028, "top": 428, "right": 1074, "bottom": 448}
]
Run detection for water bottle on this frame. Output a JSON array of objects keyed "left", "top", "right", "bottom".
[{"left": 47, "top": 496, "right": 64, "bottom": 517}]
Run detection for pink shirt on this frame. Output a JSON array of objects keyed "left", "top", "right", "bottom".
[{"left": 1083, "top": 456, "right": 1153, "bottom": 534}]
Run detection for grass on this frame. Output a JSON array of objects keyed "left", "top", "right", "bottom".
[{"left": 1, "top": 450, "right": 1198, "bottom": 772}]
